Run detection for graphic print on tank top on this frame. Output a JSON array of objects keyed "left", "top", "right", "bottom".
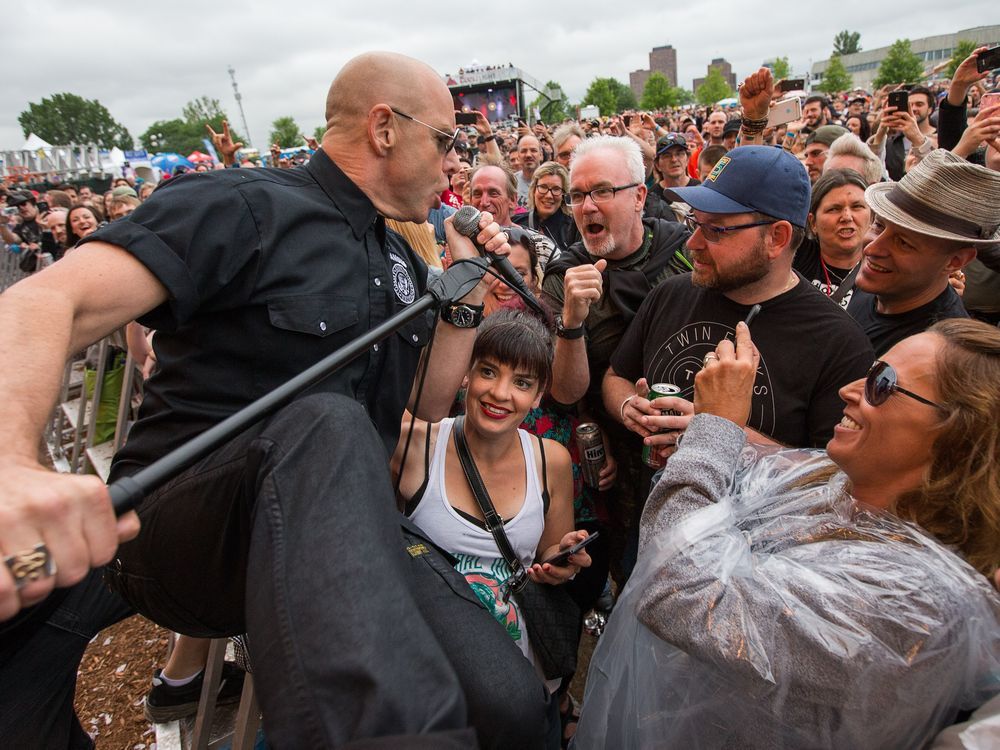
[
  {"left": 453, "top": 553, "right": 524, "bottom": 642},
  {"left": 646, "top": 321, "right": 777, "bottom": 436}
]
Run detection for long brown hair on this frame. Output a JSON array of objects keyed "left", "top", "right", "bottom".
[{"left": 895, "top": 319, "right": 1000, "bottom": 577}]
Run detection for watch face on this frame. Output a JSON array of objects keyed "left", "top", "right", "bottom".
[{"left": 453, "top": 306, "right": 475, "bottom": 327}]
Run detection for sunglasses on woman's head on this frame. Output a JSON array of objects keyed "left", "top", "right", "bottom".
[{"left": 864, "top": 360, "right": 945, "bottom": 411}]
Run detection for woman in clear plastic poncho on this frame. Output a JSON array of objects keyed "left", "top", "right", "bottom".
[{"left": 575, "top": 319, "right": 1000, "bottom": 750}]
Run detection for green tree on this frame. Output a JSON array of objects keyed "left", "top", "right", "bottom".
[
  {"left": 269, "top": 116, "right": 302, "bottom": 147},
  {"left": 140, "top": 97, "right": 244, "bottom": 155},
  {"left": 817, "top": 55, "right": 853, "bottom": 94},
  {"left": 313, "top": 125, "right": 326, "bottom": 141},
  {"left": 695, "top": 67, "right": 735, "bottom": 106},
  {"left": 609, "top": 78, "right": 639, "bottom": 112},
  {"left": 582, "top": 78, "right": 617, "bottom": 116},
  {"left": 770, "top": 57, "right": 791, "bottom": 81},
  {"left": 833, "top": 30, "right": 862, "bottom": 56},
  {"left": 640, "top": 72, "right": 678, "bottom": 110},
  {"left": 674, "top": 88, "right": 695, "bottom": 106},
  {"left": 18, "top": 92, "right": 133, "bottom": 149},
  {"left": 183, "top": 96, "right": 241, "bottom": 146},
  {"left": 182, "top": 96, "right": 227, "bottom": 125},
  {"left": 873, "top": 39, "right": 926, "bottom": 88},
  {"left": 945, "top": 39, "right": 978, "bottom": 79},
  {"left": 532, "top": 80, "right": 572, "bottom": 122},
  {"left": 139, "top": 119, "right": 194, "bottom": 154},
  {"left": 583, "top": 77, "right": 640, "bottom": 115}
]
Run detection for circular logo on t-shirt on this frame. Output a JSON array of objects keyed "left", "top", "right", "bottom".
[
  {"left": 646, "top": 321, "right": 777, "bottom": 437},
  {"left": 392, "top": 262, "right": 415, "bottom": 304}
]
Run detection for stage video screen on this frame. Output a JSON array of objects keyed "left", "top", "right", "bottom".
[{"left": 453, "top": 85, "right": 519, "bottom": 124}]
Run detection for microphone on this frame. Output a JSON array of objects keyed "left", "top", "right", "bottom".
[{"left": 451, "top": 205, "right": 545, "bottom": 315}]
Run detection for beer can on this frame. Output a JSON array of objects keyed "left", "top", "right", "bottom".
[
  {"left": 36, "top": 252, "right": 54, "bottom": 270},
  {"left": 641, "top": 383, "right": 681, "bottom": 469},
  {"left": 575, "top": 423, "right": 605, "bottom": 489}
]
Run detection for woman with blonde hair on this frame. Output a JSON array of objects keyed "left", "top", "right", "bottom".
[{"left": 513, "top": 161, "right": 578, "bottom": 253}]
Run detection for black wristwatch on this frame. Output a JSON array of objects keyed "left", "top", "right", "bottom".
[
  {"left": 441, "top": 302, "right": 484, "bottom": 328},
  {"left": 555, "top": 315, "right": 586, "bottom": 340}
]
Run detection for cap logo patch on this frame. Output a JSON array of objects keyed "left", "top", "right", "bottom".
[{"left": 707, "top": 156, "right": 730, "bottom": 182}]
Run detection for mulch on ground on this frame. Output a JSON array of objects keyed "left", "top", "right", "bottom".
[
  {"left": 73, "top": 618, "right": 597, "bottom": 747},
  {"left": 74, "top": 615, "right": 170, "bottom": 748}
]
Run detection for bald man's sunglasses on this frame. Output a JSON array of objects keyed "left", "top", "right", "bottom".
[{"left": 390, "top": 107, "right": 460, "bottom": 154}]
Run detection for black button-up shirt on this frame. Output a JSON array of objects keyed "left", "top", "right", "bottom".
[{"left": 83, "top": 149, "right": 430, "bottom": 476}]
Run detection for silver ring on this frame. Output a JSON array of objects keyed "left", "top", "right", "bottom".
[
  {"left": 4, "top": 543, "right": 56, "bottom": 590},
  {"left": 703, "top": 352, "right": 720, "bottom": 368}
]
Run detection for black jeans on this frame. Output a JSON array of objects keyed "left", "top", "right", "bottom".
[
  {"left": 108, "top": 393, "right": 544, "bottom": 748},
  {"left": 0, "top": 568, "right": 133, "bottom": 750}
]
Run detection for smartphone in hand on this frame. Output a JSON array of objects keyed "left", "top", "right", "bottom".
[
  {"left": 887, "top": 90, "right": 909, "bottom": 112},
  {"left": 980, "top": 92, "right": 1000, "bottom": 112},
  {"left": 977, "top": 46, "right": 1000, "bottom": 74},
  {"left": 538, "top": 532, "right": 600, "bottom": 568},
  {"left": 767, "top": 98, "right": 802, "bottom": 127}
]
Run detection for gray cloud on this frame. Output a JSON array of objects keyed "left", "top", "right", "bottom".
[{"left": 2, "top": 2, "right": 995, "bottom": 151}]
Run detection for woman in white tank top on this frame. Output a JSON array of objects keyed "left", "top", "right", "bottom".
[{"left": 392, "top": 311, "right": 592, "bottom": 681}]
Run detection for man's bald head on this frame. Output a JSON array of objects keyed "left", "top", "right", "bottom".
[
  {"left": 324, "top": 52, "right": 450, "bottom": 131},
  {"left": 320, "top": 51, "right": 460, "bottom": 223}
]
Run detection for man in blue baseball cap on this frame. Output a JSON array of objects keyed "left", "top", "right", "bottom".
[{"left": 603, "top": 145, "right": 873, "bottom": 576}]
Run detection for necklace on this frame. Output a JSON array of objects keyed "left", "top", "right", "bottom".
[{"left": 818, "top": 255, "right": 852, "bottom": 296}]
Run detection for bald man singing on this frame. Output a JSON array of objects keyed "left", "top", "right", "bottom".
[{"left": 0, "top": 52, "right": 548, "bottom": 748}]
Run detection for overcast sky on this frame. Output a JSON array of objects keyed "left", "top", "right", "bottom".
[{"left": 2, "top": 4, "right": 995, "bottom": 151}]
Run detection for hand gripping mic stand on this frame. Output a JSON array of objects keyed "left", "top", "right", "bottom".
[{"left": 109, "top": 256, "right": 495, "bottom": 516}]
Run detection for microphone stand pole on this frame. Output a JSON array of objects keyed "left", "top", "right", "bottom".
[{"left": 110, "top": 258, "right": 491, "bottom": 516}]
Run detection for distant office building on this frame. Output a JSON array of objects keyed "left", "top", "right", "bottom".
[
  {"left": 629, "top": 69, "right": 651, "bottom": 100},
  {"left": 693, "top": 58, "right": 738, "bottom": 94},
  {"left": 811, "top": 25, "right": 1000, "bottom": 91},
  {"left": 630, "top": 44, "right": 679, "bottom": 99}
]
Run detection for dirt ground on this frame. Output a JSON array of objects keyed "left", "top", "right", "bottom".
[
  {"left": 74, "top": 615, "right": 170, "bottom": 748},
  {"left": 74, "top": 617, "right": 597, "bottom": 748}
]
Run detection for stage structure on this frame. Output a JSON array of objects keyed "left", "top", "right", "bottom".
[{"left": 445, "top": 64, "right": 561, "bottom": 125}]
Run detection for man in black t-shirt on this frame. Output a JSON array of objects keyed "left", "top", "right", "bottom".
[
  {"left": 848, "top": 149, "right": 998, "bottom": 356},
  {"left": 606, "top": 146, "right": 872, "bottom": 455},
  {"left": 603, "top": 146, "right": 872, "bottom": 580}
]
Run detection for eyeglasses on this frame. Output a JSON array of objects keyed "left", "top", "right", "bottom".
[
  {"left": 682, "top": 213, "right": 777, "bottom": 243},
  {"left": 389, "top": 107, "right": 460, "bottom": 155},
  {"left": 864, "top": 360, "right": 945, "bottom": 410},
  {"left": 565, "top": 182, "right": 639, "bottom": 207},
  {"left": 535, "top": 184, "right": 564, "bottom": 197}
]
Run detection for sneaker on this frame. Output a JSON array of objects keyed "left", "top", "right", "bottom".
[{"left": 143, "top": 661, "right": 246, "bottom": 723}]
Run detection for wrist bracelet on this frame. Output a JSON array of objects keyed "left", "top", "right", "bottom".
[
  {"left": 619, "top": 394, "right": 634, "bottom": 423},
  {"left": 741, "top": 115, "right": 769, "bottom": 129},
  {"left": 484, "top": 134, "right": 496, "bottom": 142}
]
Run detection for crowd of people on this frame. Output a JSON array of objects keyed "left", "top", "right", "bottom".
[{"left": 1, "top": 44, "right": 999, "bottom": 750}]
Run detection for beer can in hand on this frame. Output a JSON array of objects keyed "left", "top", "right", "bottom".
[
  {"left": 641, "top": 383, "right": 680, "bottom": 469},
  {"left": 575, "top": 423, "right": 606, "bottom": 489}
]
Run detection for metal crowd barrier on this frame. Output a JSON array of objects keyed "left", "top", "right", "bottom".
[
  {"left": 46, "top": 336, "right": 142, "bottom": 481},
  {"left": 0, "top": 245, "right": 31, "bottom": 292}
]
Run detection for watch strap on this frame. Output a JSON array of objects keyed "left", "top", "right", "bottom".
[{"left": 555, "top": 315, "right": 586, "bottom": 340}]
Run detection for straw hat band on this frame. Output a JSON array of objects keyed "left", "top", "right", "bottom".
[{"left": 885, "top": 184, "right": 999, "bottom": 241}]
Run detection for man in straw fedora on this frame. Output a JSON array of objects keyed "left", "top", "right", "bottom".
[{"left": 847, "top": 148, "right": 1000, "bottom": 356}]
